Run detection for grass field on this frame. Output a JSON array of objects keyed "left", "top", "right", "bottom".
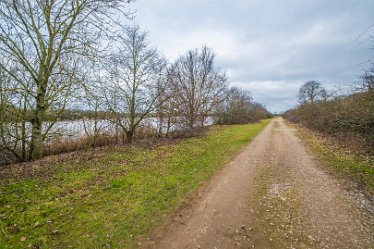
[{"left": 0, "top": 120, "right": 271, "bottom": 249}]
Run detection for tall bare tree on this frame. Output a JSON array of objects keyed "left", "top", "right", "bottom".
[
  {"left": 0, "top": 0, "right": 134, "bottom": 160},
  {"left": 298, "top": 81, "right": 327, "bottom": 104},
  {"left": 102, "top": 26, "right": 166, "bottom": 143},
  {"left": 169, "top": 46, "right": 227, "bottom": 129},
  {"left": 154, "top": 70, "right": 185, "bottom": 138}
]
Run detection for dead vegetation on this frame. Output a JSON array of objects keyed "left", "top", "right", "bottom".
[
  {"left": 284, "top": 90, "right": 374, "bottom": 156},
  {"left": 0, "top": 126, "right": 210, "bottom": 182}
]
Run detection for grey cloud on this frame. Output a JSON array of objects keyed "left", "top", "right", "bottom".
[{"left": 132, "top": 0, "right": 374, "bottom": 112}]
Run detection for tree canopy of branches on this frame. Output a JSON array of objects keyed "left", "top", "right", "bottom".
[
  {"left": 0, "top": 0, "right": 133, "bottom": 160},
  {"left": 215, "top": 87, "right": 272, "bottom": 124},
  {"left": 298, "top": 81, "right": 328, "bottom": 104},
  {"left": 169, "top": 46, "right": 227, "bottom": 129},
  {"left": 102, "top": 26, "right": 166, "bottom": 143}
]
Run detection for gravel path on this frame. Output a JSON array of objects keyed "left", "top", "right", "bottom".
[{"left": 140, "top": 118, "right": 374, "bottom": 249}]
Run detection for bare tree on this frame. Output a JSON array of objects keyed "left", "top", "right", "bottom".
[
  {"left": 154, "top": 72, "right": 173, "bottom": 137},
  {"left": 102, "top": 26, "right": 166, "bottom": 143},
  {"left": 0, "top": 73, "right": 18, "bottom": 162},
  {"left": 155, "top": 68, "right": 196, "bottom": 137},
  {"left": 298, "top": 81, "right": 327, "bottom": 104},
  {"left": 0, "top": 0, "right": 134, "bottom": 160},
  {"left": 0, "top": 57, "right": 34, "bottom": 162},
  {"left": 360, "top": 72, "right": 374, "bottom": 91},
  {"left": 169, "top": 46, "right": 227, "bottom": 129},
  {"left": 82, "top": 86, "right": 106, "bottom": 147}
]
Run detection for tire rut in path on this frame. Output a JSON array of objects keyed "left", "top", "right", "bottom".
[{"left": 139, "top": 118, "right": 374, "bottom": 249}]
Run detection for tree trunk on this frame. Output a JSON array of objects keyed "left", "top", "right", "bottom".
[
  {"left": 121, "top": 131, "right": 126, "bottom": 145},
  {"left": 30, "top": 86, "right": 46, "bottom": 160},
  {"left": 157, "top": 113, "right": 163, "bottom": 138},
  {"left": 165, "top": 117, "right": 171, "bottom": 138},
  {"left": 200, "top": 114, "right": 207, "bottom": 127},
  {"left": 21, "top": 121, "right": 27, "bottom": 160},
  {"left": 115, "top": 123, "right": 119, "bottom": 144},
  {"left": 126, "top": 130, "right": 134, "bottom": 143},
  {"left": 188, "top": 111, "right": 195, "bottom": 129},
  {"left": 30, "top": 114, "right": 44, "bottom": 160}
]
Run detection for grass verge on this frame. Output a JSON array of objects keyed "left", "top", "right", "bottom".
[
  {"left": 295, "top": 125, "right": 374, "bottom": 195},
  {"left": 0, "top": 120, "right": 271, "bottom": 248}
]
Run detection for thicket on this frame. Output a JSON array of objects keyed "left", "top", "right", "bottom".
[
  {"left": 284, "top": 81, "right": 374, "bottom": 153},
  {"left": 215, "top": 87, "right": 273, "bottom": 124}
]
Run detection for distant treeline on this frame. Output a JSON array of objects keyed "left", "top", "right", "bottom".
[
  {"left": 0, "top": 108, "right": 108, "bottom": 122},
  {"left": 59, "top": 110, "right": 109, "bottom": 120},
  {"left": 214, "top": 87, "right": 273, "bottom": 124}
]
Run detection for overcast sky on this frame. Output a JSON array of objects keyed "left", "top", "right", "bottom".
[{"left": 132, "top": 0, "right": 374, "bottom": 113}]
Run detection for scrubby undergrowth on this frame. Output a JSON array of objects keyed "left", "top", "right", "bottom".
[{"left": 284, "top": 90, "right": 374, "bottom": 155}]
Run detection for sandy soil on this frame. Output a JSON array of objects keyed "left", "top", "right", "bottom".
[{"left": 139, "top": 118, "right": 374, "bottom": 249}]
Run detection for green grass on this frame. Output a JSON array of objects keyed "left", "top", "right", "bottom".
[
  {"left": 0, "top": 120, "right": 271, "bottom": 249},
  {"left": 297, "top": 127, "right": 374, "bottom": 194}
]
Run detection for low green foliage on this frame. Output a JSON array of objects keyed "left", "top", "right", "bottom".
[
  {"left": 0, "top": 120, "right": 271, "bottom": 248},
  {"left": 298, "top": 128, "right": 374, "bottom": 194}
]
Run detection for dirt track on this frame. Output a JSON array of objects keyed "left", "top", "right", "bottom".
[{"left": 140, "top": 118, "right": 374, "bottom": 249}]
